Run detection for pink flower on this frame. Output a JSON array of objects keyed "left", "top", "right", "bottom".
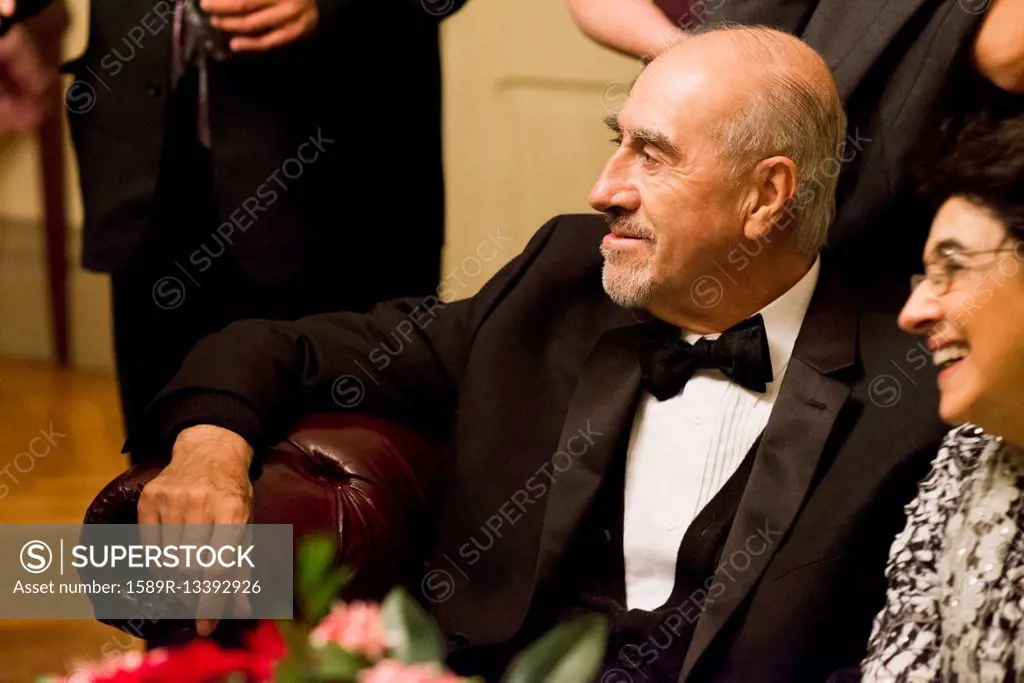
[
  {"left": 309, "top": 601, "right": 388, "bottom": 660},
  {"left": 359, "top": 660, "right": 464, "bottom": 683}
]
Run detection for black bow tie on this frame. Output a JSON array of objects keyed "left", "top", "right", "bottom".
[{"left": 637, "top": 314, "right": 774, "bottom": 400}]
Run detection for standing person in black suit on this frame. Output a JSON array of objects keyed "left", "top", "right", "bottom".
[
  {"left": 568, "top": 0, "right": 1024, "bottom": 302},
  {"left": 119, "top": 27, "right": 944, "bottom": 680},
  {"left": 0, "top": 0, "right": 468, "bottom": 451}
]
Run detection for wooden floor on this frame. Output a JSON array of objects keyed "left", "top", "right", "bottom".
[{"left": 0, "top": 357, "right": 143, "bottom": 683}]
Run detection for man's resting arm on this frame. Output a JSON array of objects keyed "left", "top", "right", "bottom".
[{"left": 125, "top": 217, "right": 563, "bottom": 459}]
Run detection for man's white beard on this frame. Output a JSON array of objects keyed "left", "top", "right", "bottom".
[{"left": 600, "top": 244, "right": 657, "bottom": 308}]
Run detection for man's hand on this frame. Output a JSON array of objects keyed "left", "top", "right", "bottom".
[
  {"left": 137, "top": 424, "right": 255, "bottom": 637},
  {"left": 0, "top": 1, "right": 64, "bottom": 135},
  {"left": 201, "top": 0, "right": 318, "bottom": 53}
]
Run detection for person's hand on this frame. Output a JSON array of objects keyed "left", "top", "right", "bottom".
[
  {"left": 0, "top": 4, "right": 63, "bottom": 135},
  {"left": 0, "top": 0, "right": 16, "bottom": 18},
  {"left": 137, "top": 424, "right": 255, "bottom": 637},
  {"left": 201, "top": 0, "right": 318, "bottom": 52},
  {"left": 973, "top": 0, "right": 1024, "bottom": 93}
]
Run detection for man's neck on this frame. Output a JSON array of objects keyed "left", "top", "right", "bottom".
[{"left": 651, "top": 253, "right": 816, "bottom": 333}]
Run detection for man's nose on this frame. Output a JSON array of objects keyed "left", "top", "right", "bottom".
[
  {"left": 589, "top": 155, "right": 640, "bottom": 213},
  {"left": 898, "top": 282, "right": 944, "bottom": 335}
]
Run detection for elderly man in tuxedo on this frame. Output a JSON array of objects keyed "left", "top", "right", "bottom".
[
  {"left": 120, "top": 26, "right": 943, "bottom": 683},
  {"left": 568, "top": 0, "right": 1024, "bottom": 309}
]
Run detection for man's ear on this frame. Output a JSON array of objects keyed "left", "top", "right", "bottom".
[{"left": 743, "top": 156, "right": 798, "bottom": 243}]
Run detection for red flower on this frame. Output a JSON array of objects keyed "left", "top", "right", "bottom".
[
  {"left": 143, "top": 639, "right": 256, "bottom": 682},
  {"left": 48, "top": 632, "right": 284, "bottom": 683},
  {"left": 243, "top": 621, "right": 288, "bottom": 680}
]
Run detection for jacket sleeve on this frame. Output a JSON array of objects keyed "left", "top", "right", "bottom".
[
  {"left": 315, "top": 0, "right": 470, "bottom": 25},
  {"left": 124, "top": 216, "right": 563, "bottom": 459}
]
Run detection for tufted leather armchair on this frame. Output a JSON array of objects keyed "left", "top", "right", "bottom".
[{"left": 82, "top": 413, "right": 443, "bottom": 645}]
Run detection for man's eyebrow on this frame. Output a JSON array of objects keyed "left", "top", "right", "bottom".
[
  {"left": 602, "top": 115, "right": 681, "bottom": 158},
  {"left": 633, "top": 128, "right": 681, "bottom": 158}
]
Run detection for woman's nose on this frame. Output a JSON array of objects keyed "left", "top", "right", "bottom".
[{"left": 898, "top": 282, "right": 944, "bottom": 335}]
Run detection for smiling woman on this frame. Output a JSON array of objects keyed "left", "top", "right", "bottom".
[
  {"left": 897, "top": 115, "right": 1024, "bottom": 441},
  {"left": 860, "top": 114, "right": 1024, "bottom": 683}
]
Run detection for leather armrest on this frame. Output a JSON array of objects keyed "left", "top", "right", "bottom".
[{"left": 82, "top": 413, "right": 443, "bottom": 642}]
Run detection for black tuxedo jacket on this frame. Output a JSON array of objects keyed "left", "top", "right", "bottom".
[
  {"left": 59, "top": 0, "right": 466, "bottom": 282},
  {"left": 699, "top": 0, "right": 988, "bottom": 287},
  {"left": 137, "top": 214, "right": 947, "bottom": 682}
]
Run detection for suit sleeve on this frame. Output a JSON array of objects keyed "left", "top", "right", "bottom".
[
  {"left": 315, "top": 0, "right": 470, "bottom": 25},
  {"left": 700, "top": 0, "right": 819, "bottom": 35},
  {"left": 858, "top": 429, "right": 966, "bottom": 682},
  {"left": 124, "top": 217, "right": 562, "bottom": 458}
]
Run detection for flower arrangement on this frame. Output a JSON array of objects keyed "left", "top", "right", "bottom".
[{"left": 38, "top": 535, "right": 608, "bottom": 683}]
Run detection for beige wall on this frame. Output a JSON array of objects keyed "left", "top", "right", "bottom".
[
  {"left": 0, "top": 0, "right": 111, "bottom": 368},
  {"left": 0, "top": 0, "right": 637, "bottom": 371},
  {"left": 439, "top": 0, "right": 637, "bottom": 289}
]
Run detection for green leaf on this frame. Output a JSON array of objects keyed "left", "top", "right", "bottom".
[
  {"left": 276, "top": 618, "right": 312, "bottom": 663},
  {"left": 298, "top": 534, "right": 337, "bottom": 595},
  {"left": 297, "top": 534, "right": 352, "bottom": 624},
  {"left": 313, "top": 643, "right": 368, "bottom": 681},
  {"left": 501, "top": 613, "right": 608, "bottom": 683},
  {"left": 304, "top": 566, "right": 354, "bottom": 626},
  {"left": 274, "top": 657, "right": 306, "bottom": 683},
  {"left": 380, "top": 586, "right": 446, "bottom": 664}
]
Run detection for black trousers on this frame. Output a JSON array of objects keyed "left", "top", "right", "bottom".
[{"left": 110, "top": 73, "right": 440, "bottom": 460}]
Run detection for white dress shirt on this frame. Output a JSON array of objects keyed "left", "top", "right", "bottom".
[{"left": 622, "top": 258, "right": 821, "bottom": 610}]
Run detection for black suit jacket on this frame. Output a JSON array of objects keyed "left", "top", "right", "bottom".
[
  {"left": 60, "top": 0, "right": 466, "bottom": 282},
  {"left": 135, "top": 214, "right": 946, "bottom": 682},
  {"left": 701, "top": 0, "right": 988, "bottom": 288}
]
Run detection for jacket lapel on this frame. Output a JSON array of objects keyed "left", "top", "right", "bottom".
[
  {"left": 679, "top": 266, "right": 859, "bottom": 682},
  {"left": 532, "top": 313, "right": 646, "bottom": 588}
]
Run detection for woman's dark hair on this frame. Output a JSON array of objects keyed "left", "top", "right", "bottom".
[{"left": 916, "top": 114, "right": 1024, "bottom": 243}]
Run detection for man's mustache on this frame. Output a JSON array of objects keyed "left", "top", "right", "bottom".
[{"left": 606, "top": 214, "right": 656, "bottom": 241}]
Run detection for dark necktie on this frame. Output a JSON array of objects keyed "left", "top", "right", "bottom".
[{"left": 638, "top": 314, "right": 774, "bottom": 400}]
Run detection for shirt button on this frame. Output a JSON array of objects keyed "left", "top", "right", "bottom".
[
  {"left": 665, "top": 519, "right": 676, "bottom": 531},
  {"left": 693, "top": 413, "right": 704, "bottom": 425},
  {"left": 146, "top": 81, "right": 163, "bottom": 98}
]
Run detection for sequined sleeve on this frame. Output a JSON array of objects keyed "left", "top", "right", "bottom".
[{"left": 860, "top": 425, "right": 981, "bottom": 682}]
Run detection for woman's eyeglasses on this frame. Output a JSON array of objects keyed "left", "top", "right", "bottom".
[{"left": 910, "top": 244, "right": 1022, "bottom": 296}]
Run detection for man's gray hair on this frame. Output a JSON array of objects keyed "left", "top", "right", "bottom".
[{"left": 697, "top": 24, "right": 848, "bottom": 256}]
